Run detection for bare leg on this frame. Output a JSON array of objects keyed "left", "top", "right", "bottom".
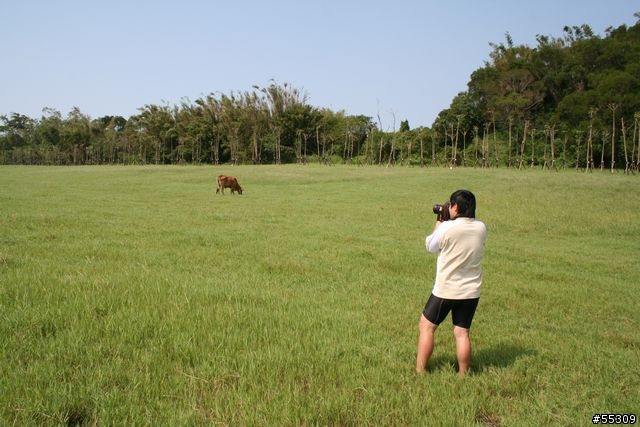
[
  {"left": 453, "top": 326, "right": 472, "bottom": 377},
  {"left": 416, "top": 314, "right": 438, "bottom": 373}
]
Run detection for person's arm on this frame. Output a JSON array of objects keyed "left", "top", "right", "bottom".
[{"left": 425, "top": 221, "right": 444, "bottom": 253}]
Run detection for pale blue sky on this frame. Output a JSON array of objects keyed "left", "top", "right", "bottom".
[{"left": 1, "top": 1, "right": 637, "bottom": 128}]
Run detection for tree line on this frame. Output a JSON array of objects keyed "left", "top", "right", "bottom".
[{"left": 2, "top": 14, "right": 640, "bottom": 172}]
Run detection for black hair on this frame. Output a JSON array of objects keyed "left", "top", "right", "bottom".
[{"left": 450, "top": 189, "right": 476, "bottom": 218}]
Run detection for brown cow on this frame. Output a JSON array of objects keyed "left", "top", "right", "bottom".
[{"left": 216, "top": 175, "right": 243, "bottom": 195}]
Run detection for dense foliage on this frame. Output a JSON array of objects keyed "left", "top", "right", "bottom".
[
  {"left": 2, "top": 15, "right": 640, "bottom": 170},
  {"left": 436, "top": 15, "right": 640, "bottom": 172}
]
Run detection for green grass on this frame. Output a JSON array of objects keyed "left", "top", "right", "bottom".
[{"left": 1, "top": 165, "right": 638, "bottom": 426}]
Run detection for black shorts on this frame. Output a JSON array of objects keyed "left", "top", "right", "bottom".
[{"left": 422, "top": 294, "right": 479, "bottom": 329}]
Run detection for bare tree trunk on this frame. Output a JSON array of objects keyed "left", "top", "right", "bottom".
[
  {"left": 550, "top": 125, "right": 557, "bottom": 171},
  {"left": 443, "top": 124, "right": 449, "bottom": 167},
  {"left": 609, "top": 103, "right": 618, "bottom": 173},
  {"left": 452, "top": 121, "right": 459, "bottom": 169},
  {"left": 431, "top": 131, "right": 438, "bottom": 167},
  {"left": 368, "top": 131, "right": 374, "bottom": 165},
  {"left": 303, "top": 133, "right": 308, "bottom": 164},
  {"left": 194, "top": 135, "right": 200, "bottom": 164},
  {"left": 632, "top": 115, "right": 638, "bottom": 173},
  {"left": 542, "top": 126, "right": 550, "bottom": 170},
  {"left": 633, "top": 113, "right": 640, "bottom": 173},
  {"left": 586, "top": 129, "right": 593, "bottom": 172},
  {"left": 297, "top": 130, "right": 303, "bottom": 164},
  {"left": 462, "top": 129, "right": 468, "bottom": 167},
  {"left": 586, "top": 109, "right": 596, "bottom": 172},
  {"left": 561, "top": 133, "right": 567, "bottom": 169},
  {"left": 518, "top": 121, "right": 529, "bottom": 170},
  {"left": 473, "top": 126, "right": 479, "bottom": 167},
  {"left": 575, "top": 132, "right": 582, "bottom": 171},
  {"left": 387, "top": 134, "right": 396, "bottom": 167},
  {"left": 387, "top": 114, "right": 396, "bottom": 167},
  {"left": 351, "top": 131, "right": 357, "bottom": 161},
  {"left": 342, "top": 130, "right": 347, "bottom": 161},
  {"left": 322, "top": 135, "right": 327, "bottom": 164},
  {"left": 529, "top": 127, "right": 536, "bottom": 168},
  {"left": 316, "top": 126, "right": 321, "bottom": 163},
  {"left": 377, "top": 109, "right": 384, "bottom": 166},
  {"left": 600, "top": 131, "right": 607, "bottom": 172},
  {"left": 492, "top": 116, "right": 499, "bottom": 167},
  {"left": 230, "top": 132, "right": 237, "bottom": 165},
  {"left": 252, "top": 130, "right": 260, "bottom": 164},
  {"left": 213, "top": 133, "right": 220, "bottom": 165},
  {"left": 483, "top": 123, "right": 490, "bottom": 168},
  {"left": 274, "top": 128, "right": 281, "bottom": 165},
  {"left": 621, "top": 117, "right": 629, "bottom": 174},
  {"left": 507, "top": 118, "right": 513, "bottom": 168}
]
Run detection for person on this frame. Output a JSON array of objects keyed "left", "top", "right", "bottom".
[{"left": 416, "top": 189, "right": 486, "bottom": 377}]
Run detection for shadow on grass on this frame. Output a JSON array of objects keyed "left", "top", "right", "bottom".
[
  {"left": 473, "top": 342, "right": 536, "bottom": 372},
  {"left": 427, "top": 342, "right": 536, "bottom": 374}
]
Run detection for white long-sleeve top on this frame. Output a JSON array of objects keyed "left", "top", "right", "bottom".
[{"left": 425, "top": 217, "right": 487, "bottom": 299}]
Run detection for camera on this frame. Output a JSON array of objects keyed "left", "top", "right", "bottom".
[{"left": 432, "top": 202, "right": 451, "bottom": 221}]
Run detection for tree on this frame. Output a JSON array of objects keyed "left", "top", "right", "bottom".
[
  {"left": 60, "top": 107, "right": 92, "bottom": 164},
  {"left": 1, "top": 113, "right": 36, "bottom": 164},
  {"left": 137, "top": 104, "right": 175, "bottom": 164},
  {"left": 36, "top": 108, "right": 62, "bottom": 164}
]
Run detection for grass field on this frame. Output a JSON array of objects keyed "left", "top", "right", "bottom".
[{"left": 1, "top": 165, "right": 638, "bottom": 426}]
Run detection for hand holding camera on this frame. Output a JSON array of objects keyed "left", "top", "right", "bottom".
[{"left": 432, "top": 202, "right": 451, "bottom": 222}]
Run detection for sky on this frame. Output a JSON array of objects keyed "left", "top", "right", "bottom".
[{"left": 1, "top": 1, "right": 637, "bottom": 129}]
